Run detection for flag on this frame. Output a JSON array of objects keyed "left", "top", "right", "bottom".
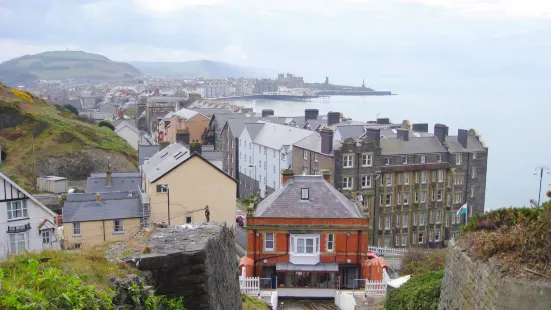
[{"left": 456, "top": 203, "right": 467, "bottom": 216}]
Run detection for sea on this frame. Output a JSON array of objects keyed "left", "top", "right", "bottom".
[{"left": 226, "top": 77, "right": 551, "bottom": 211}]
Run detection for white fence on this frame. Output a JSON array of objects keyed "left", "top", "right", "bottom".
[
  {"left": 239, "top": 277, "right": 260, "bottom": 295},
  {"left": 368, "top": 246, "right": 431, "bottom": 257},
  {"left": 365, "top": 280, "right": 387, "bottom": 295}
]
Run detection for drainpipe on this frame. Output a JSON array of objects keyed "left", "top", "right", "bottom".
[
  {"left": 103, "top": 220, "right": 106, "bottom": 241},
  {"left": 372, "top": 174, "right": 379, "bottom": 245},
  {"left": 253, "top": 229, "right": 257, "bottom": 277}
]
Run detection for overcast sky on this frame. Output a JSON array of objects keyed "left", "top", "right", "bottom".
[{"left": 0, "top": 0, "right": 550, "bottom": 83}]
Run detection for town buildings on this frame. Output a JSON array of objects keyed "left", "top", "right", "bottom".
[
  {"left": 254, "top": 79, "right": 279, "bottom": 94},
  {"left": 115, "top": 121, "right": 141, "bottom": 150},
  {"left": 86, "top": 170, "right": 141, "bottom": 193},
  {"left": 0, "top": 172, "right": 59, "bottom": 258},
  {"left": 243, "top": 173, "right": 369, "bottom": 297},
  {"left": 145, "top": 95, "right": 188, "bottom": 136},
  {"left": 166, "top": 108, "right": 210, "bottom": 144},
  {"left": 291, "top": 121, "right": 488, "bottom": 248}
]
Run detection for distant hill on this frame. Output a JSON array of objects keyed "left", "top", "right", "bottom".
[
  {"left": 130, "top": 60, "right": 269, "bottom": 78},
  {"left": 0, "top": 51, "right": 142, "bottom": 86},
  {"left": 0, "top": 82, "right": 137, "bottom": 192}
]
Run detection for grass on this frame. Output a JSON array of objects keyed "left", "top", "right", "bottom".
[
  {"left": 241, "top": 294, "right": 270, "bottom": 310},
  {"left": 0, "top": 82, "right": 137, "bottom": 192}
]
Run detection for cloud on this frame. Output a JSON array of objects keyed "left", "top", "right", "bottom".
[{"left": 133, "top": 0, "right": 225, "bottom": 14}]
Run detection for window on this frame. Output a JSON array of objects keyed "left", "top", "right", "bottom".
[
  {"left": 402, "top": 156, "right": 408, "bottom": 164},
  {"left": 273, "top": 165, "right": 276, "bottom": 173},
  {"left": 438, "top": 154, "right": 442, "bottom": 162},
  {"left": 415, "top": 172, "right": 419, "bottom": 184},
  {"left": 385, "top": 215, "right": 391, "bottom": 229},
  {"left": 281, "top": 153, "right": 286, "bottom": 161},
  {"left": 397, "top": 193, "right": 401, "bottom": 204},
  {"left": 404, "top": 173, "right": 410, "bottom": 185},
  {"left": 429, "top": 230, "right": 434, "bottom": 242},
  {"left": 231, "top": 140, "right": 234, "bottom": 148},
  {"left": 456, "top": 154, "right": 462, "bottom": 165},
  {"left": 471, "top": 185, "right": 475, "bottom": 198},
  {"left": 402, "top": 214, "right": 408, "bottom": 228},
  {"left": 113, "top": 219, "right": 124, "bottom": 233},
  {"left": 343, "top": 155, "right": 354, "bottom": 168},
  {"left": 421, "top": 191, "right": 426, "bottom": 203},
  {"left": 435, "top": 230, "right": 441, "bottom": 241},
  {"left": 385, "top": 194, "right": 392, "bottom": 206},
  {"left": 421, "top": 171, "right": 427, "bottom": 184},
  {"left": 362, "top": 154, "right": 373, "bottom": 166},
  {"left": 452, "top": 212, "right": 456, "bottom": 224},
  {"left": 292, "top": 235, "right": 319, "bottom": 254},
  {"left": 455, "top": 213, "right": 461, "bottom": 224},
  {"left": 454, "top": 193, "right": 462, "bottom": 204},
  {"left": 454, "top": 174, "right": 464, "bottom": 185},
  {"left": 403, "top": 193, "right": 409, "bottom": 205},
  {"left": 413, "top": 212, "right": 418, "bottom": 225},
  {"left": 9, "top": 233, "right": 27, "bottom": 254},
  {"left": 432, "top": 190, "right": 436, "bottom": 201},
  {"left": 437, "top": 190, "right": 443, "bottom": 201},
  {"left": 415, "top": 192, "right": 419, "bottom": 203},
  {"left": 157, "top": 185, "right": 168, "bottom": 193},
  {"left": 73, "top": 222, "right": 81, "bottom": 236},
  {"left": 432, "top": 171, "right": 437, "bottom": 182},
  {"left": 435, "top": 210, "right": 442, "bottom": 223},
  {"left": 361, "top": 175, "right": 371, "bottom": 188},
  {"left": 384, "top": 157, "right": 390, "bottom": 165},
  {"left": 401, "top": 234, "right": 407, "bottom": 246},
  {"left": 264, "top": 233, "right": 274, "bottom": 251},
  {"left": 186, "top": 216, "right": 192, "bottom": 224},
  {"left": 395, "top": 235, "right": 399, "bottom": 246},
  {"left": 259, "top": 145, "right": 261, "bottom": 152},
  {"left": 419, "top": 212, "right": 425, "bottom": 225},
  {"left": 421, "top": 155, "right": 426, "bottom": 163},
  {"left": 342, "top": 177, "right": 353, "bottom": 190},
  {"left": 397, "top": 173, "right": 402, "bottom": 185},
  {"left": 472, "top": 167, "right": 476, "bottom": 178},
  {"left": 418, "top": 232, "right": 425, "bottom": 244},
  {"left": 446, "top": 213, "right": 450, "bottom": 227},
  {"left": 473, "top": 152, "right": 478, "bottom": 159},
  {"left": 42, "top": 231, "right": 50, "bottom": 244},
  {"left": 438, "top": 170, "right": 444, "bottom": 182},
  {"left": 327, "top": 234, "right": 335, "bottom": 252},
  {"left": 303, "top": 150, "right": 308, "bottom": 160},
  {"left": 301, "top": 188, "right": 309, "bottom": 200},
  {"left": 7, "top": 201, "right": 28, "bottom": 220},
  {"left": 314, "top": 154, "right": 318, "bottom": 162},
  {"left": 384, "top": 236, "right": 390, "bottom": 247}
]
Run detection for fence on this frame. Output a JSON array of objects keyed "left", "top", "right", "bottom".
[
  {"left": 239, "top": 277, "right": 260, "bottom": 295},
  {"left": 365, "top": 280, "right": 387, "bottom": 295},
  {"left": 368, "top": 246, "right": 431, "bottom": 258}
]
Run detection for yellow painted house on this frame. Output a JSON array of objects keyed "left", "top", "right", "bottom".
[
  {"left": 62, "top": 191, "right": 143, "bottom": 248},
  {"left": 141, "top": 142, "right": 237, "bottom": 227}
]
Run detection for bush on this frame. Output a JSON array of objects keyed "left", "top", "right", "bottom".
[
  {"left": 64, "top": 104, "right": 79, "bottom": 116},
  {"left": 384, "top": 270, "right": 444, "bottom": 310},
  {"left": 99, "top": 120, "right": 115, "bottom": 131},
  {"left": 400, "top": 250, "right": 447, "bottom": 276}
]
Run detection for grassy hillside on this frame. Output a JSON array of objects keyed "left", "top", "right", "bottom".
[
  {"left": 0, "top": 51, "right": 141, "bottom": 85},
  {"left": 130, "top": 59, "right": 266, "bottom": 78},
  {"left": 0, "top": 82, "right": 137, "bottom": 192}
]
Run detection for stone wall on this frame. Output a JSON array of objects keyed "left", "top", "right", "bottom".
[
  {"left": 438, "top": 240, "right": 551, "bottom": 310},
  {"left": 126, "top": 223, "right": 241, "bottom": 310}
]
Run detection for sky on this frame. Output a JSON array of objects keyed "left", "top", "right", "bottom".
[{"left": 0, "top": 0, "right": 550, "bottom": 83}]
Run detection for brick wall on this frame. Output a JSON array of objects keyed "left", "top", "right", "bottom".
[{"left": 291, "top": 146, "right": 334, "bottom": 184}]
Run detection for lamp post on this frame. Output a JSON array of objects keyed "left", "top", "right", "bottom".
[
  {"left": 248, "top": 165, "right": 256, "bottom": 197},
  {"left": 533, "top": 166, "right": 550, "bottom": 206},
  {"left": 161, "top": 185, "right": 171, "bottom": 225}
]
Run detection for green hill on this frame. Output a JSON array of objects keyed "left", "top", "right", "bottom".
[
  {"left": 0, "top": 51, "right": 142, "bottom": 86},
  {"left": 130, "top": 59, "right": 267, "bottom": 78},
  {"left": 0, "top": 82, "right": 137, "bottom": 192}
]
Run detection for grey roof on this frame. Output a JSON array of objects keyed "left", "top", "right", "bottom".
[
  {"left": 445, "top": 135, "right": 486, "bottom": 153},
  {"left": 226, "top": 117, "right": 262, "bottom": 137},
  {"left": 67, "top": 191, "right": 139, "bottom": 202},
  {"left": 201, "top": 150, "right": 223, "bottom": 162},
  {"left": 255, "top": 175, "right": 362, "bottom": 218},
  {"left": 142, "top": 143, "right": 191, "bottom": 182},
  {"left": 191, "top": 108, "right": 233, "bottom": 118},
  {"left": 212, "top": 112, "right": 246, "bottom": 129},
  {"left": 335, "top": 125, "right": 368, "bottom": 140},
  {"left": 86, "top": 172, "right": 141, "bottom": 193},
  {"left": 380, "top": 136, "right": 447, "bottom": 155},
  {"left": 242, "top": 123, "right": 264, "bottom": 140},
  {"left": 139, "top": 145, "right": 160, "bottom": 166},
  {"left": 293, "top": 135, "right": 342, "bottom": 157},
  {"left": 114, "top": 118, "right": 137, "bottom": 128},
  {"left": 252, "top": 121, "right": 317, "bottom": 150},
  {"left": 63, "top": 197, "right": 143, "bottom": 222},
  {"left": 379, "top": 128, "right": 434, "bottom": 139}
]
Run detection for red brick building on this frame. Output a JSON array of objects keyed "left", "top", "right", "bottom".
[{"left": 243, "top": 172, "right": 370, "bottom": 297}]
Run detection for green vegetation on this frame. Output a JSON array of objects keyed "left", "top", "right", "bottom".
[
  {"left": 63, "top": 104, "right": 79, "bottom": 115},
  {"left": 0, "top": 82, "right": 136, "bottom": 191},
  {"left": 0, "top": 247, "right": 185, "bottom": 309},
  {"left": 0, "top": 51, "right": 141, "bottom": 85},
  {"left": 99, "top": 120, "right": 115, "bottom": 131},
  {"left": 384, "top": 250, "right": 447, "bottom": 310},
  {"left": 459, "top": 201, "right": 551, "bottom": 278},
  {"left": 242, "top": 294, "right": 270, "bottom": 310}
]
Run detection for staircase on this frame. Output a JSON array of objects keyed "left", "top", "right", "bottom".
[{"left": 139, "top": 186, "right": 152, "bottom": 229}]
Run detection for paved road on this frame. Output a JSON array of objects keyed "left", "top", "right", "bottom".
[{"left": 235, "top": 224, "right": 247, "bottom": 257}]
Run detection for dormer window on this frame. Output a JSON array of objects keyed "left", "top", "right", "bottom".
[{"left": 301, "top": 188, "right": 309, "bottom": 200}]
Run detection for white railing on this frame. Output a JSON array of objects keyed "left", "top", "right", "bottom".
[
  {"left": 365, "top": 280, "right": 387, "bottom": 295},
  {"left": 239, "top": 277, "right": 260, "bottom": 295},
  {"left": 369, "top": 246, "right": 431, "bottom": 257}
]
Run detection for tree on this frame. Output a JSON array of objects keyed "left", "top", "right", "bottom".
[
  {"left": 98, "top": 120, "right": 115, "bottom": 131},
  {"left": 63, "top": 104, "right": 79, "bottom": 116}
]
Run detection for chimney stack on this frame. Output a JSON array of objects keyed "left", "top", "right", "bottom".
[
  {"left": 96, "top": 193, "right": 101, "bottom": 202},
  {"left": 434, "top": 124, "right": 448, "bottom": 144},
  {"left": 376, "top": 118, "right": 390, "bottom": 125},
  {"left": 364, "top": 128, "right": 381, "bottom": 147},
  {"left": 261, "top": 109, "right": 274, "bottom": 117},
  {"left": 190, "top": 141, "right": 202, "bottom": 155},
  {"left": 327, "top": 112, "right": 341, "bottom": 126},
  {"left": 321, "top": 169, "right": 332, "bottom": 183},
  {"left": 320, "top": 128, "right": 334, "bottom": 154},
  {"left": 305, "top": 109, "right": 319, "bottom": 122},
  {"left": 412, "top": 123, "right": 429, "bottom": 132},
  {"left": 176, "top": 129, "right": 190, "bottom": 146},
  {"left": 281, "top": 169, "right": 295, "bottom": 185},
  {"left": 106, "top": 164, "right": 112, "bottom": 187},
  {"left": 397, "top": 128, "right": 409, "bottom": 141},
  {"left": 458, "top": 129, "right": 468, "bottom": 148}
]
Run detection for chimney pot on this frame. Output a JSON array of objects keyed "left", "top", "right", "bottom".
[
  {"left": 376, "top": 118, "right": 390, "bottom": 125},
  {"left": 327, "top": 112, "right": 341, "bottom": 126},
  {"left": 364, "top": 128, "right": 381, "bottom": 147},
  {"left": 321, "top": 169, "right": 332, "bottom": 183},
  {"left": 261, "top": 109, "right": 274, "bottom": 117},
  {"left": 458, "top": 129, "right": 468, "bottom": 148},
  {"left": 281, "top": 169, "right": 295, "bottom": 185},
  {"left": 305, "top": 109, "right": 319, "bottom": 121},
  {"left": 96, "top": 193, "right": 101, "bottom": 202},
  {"left": 434, "top": 123, "right": 448, "bottom": 143},
  {"left": 412, "top": 123, "right": 429, "bottom": 132},
  {"left": 320, "top": 128, "right": 334, "bottom": 154},
  {"left": 106, "top": 165, "right": 112, "bottom": 187}
]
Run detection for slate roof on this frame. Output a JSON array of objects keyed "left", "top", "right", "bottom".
[
  {"left": 139, "top": 145, "right": 160, "bottom": 166},
  {"left": 255, "top": 175, "right": 362, "bottom": 218},
  {"left": 379, "top": 128, "right": 434, "bottom": 139},
  {"left": 142, "top": 143, "right": 191, "bottom": 182},
  {"left": 293, "top": 135, "right": 342, "bottom": 157},
  {"left": 63, "top": 196, "right": 143, "bottom": 223},
  {"left": 86, "top": 172, "right": 141, "bottom": 193},
  {"left": 242, "top": 123, "right": 264, "bottom": 140},
  {"left": 445, "top": 135, "right": 486, "bottom": 153},
  {"left": 380, "top": 136, "right": 447, "bottom": 155},
  {"left": 226, "top": 117, "right": 262, "bottom": 137},
  {"left": 191, "top": 108, "right": 233, "bottom": 118},
  {"left": 335, "top": 125, "right": 368, "bottom": 140},
  {"left": 67, "top": 191, "right": 139, "bottom": 202},
  {"left": 252, "top": 121, "right": 317, "bottom": 150},
  {"left": 212, "top": 112, "right": 247, "bottom": 130}
]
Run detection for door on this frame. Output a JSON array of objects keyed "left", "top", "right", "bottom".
[{"left": 340, "top": 267, "right": 359, "bottom": 289}]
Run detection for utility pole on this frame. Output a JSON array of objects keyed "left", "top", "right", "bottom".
[{"left": 533, "top": 166, "right": 550, "bottom": 206}]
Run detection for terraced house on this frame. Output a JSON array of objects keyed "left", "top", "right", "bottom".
[{"left": 292, "top": 121, "right": 488, "bottom": 248}]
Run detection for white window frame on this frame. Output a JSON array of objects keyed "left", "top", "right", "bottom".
[
  {"left": 420, "top": 155, "right": 426, "bottom": 163},
  {"left": 362, "top": 154, "right": 373, "bottom": 167},
  {"left": 438, "top": 170, "right": 444, "bottom": 182},
  {"left": 7, "top": 200, "right": 28, "bottom": 220},
  {"left": 438, "top": 154, "right": 442, "bottom": 162},
  {"left": 385, "top": 215, "right": 391, "bottom": 229},
  {"left": 113, "top": 219, "right": 124, "bottom": 233},
  {"left": 413, "top": 212, "right": 418, "bottom": 225},
  {"left": 361, "top": 175, "right": 371, "bottom": 188},
  {"left": 435, "top": 210, "right": 442, "bottom": 223},
  {"left": 454, "top": 193, "right": 462, "bottom": 204},
  {"left": 421, "top": 191, "right": 426, "bottom": 203},
  {"left": 404, "top": 173, "right": 410, "bottom": 185},
  {"left": 418, "top": 232, "right": 424, "bottom": 244},
  {"left": 314, "top": 153, "right": 318, "bottom": 162},
  {"left": 421, "top": 171, "right": 427, "bottom": 184},
  {"left": 343, "top": 154, "right": 354, "bottom": 168},
  {"left": 402, "top": 156, "right": 408, "bottom": 164},
  {"left": 456, "top": 154, "right": 462, "bottom": 165},
  {"left": 291, "top": 234, "right": 320, "bottom": 255},
  {"left": 73, "top": 222, "right": 81, "bottom": 236},
  {"left": 437, "top": 189, "right": 443, "bottom": 201},
  {"left": 42, "top": 230, "right": 51, "bottom": 244},
  {"left": 472, "top": 167, "right": 476, "bottom": 179},
  {"left": 10, "top": 233, "right": 28, "bottom": 254},
  {"left": 264, "top": 233, "right": 275, "bottom": 251},
  {"left": 419, "top": 212, "right": 425, "bottom": 225},
  {"left": 471, "top": 185, "right": 475, "bottom": 198},
  {"left": 303, "top": 150, "right": 308, "bottom": 160},
  {"left": 403, "top": 192, "right": 409, "bottom": 205},
  {"left": 473, "top": 152, "right": 478, "bottom": 159},
  {"left": 435, "top": 230, "right": 441, "bottom": 242},
  {"left": 342, "top": 177, "right": 353, "bottom": 190},
  {"left": 386, "top": 174, "right": 392, "bottom": 186},
  {"left": 327, "top": 233, "right": 335, "bottom": 252},
  {"left": 415, "top": 191, "right": 419, "bottom": 203},
  {"left": 402, "top": 213, "right": 408, "bottom": 228},
  {"left": 384, "top": 157, "right": 390, "bottom": 165},
  {"left": 301, "top": 188, "right": 309, "bottom": 200},
  {"left": 384, "top": 236, "right": 390, "bottom": 247},
  {"left": 401, "top": 234, "right": 407, "bottom": 246},
  {"left": 385, "top": 194, "right": 392, "bottom": 206}
]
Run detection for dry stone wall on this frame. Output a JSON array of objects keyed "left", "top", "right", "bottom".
[{"left": 438, "top": 240, "right": 551, "bottom": 310}]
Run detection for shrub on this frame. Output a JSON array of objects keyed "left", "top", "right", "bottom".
[
  {"left": 400, "top": 250, "right": 447, "bottom": 276},
  {"left": 99, "top": 120, "right": 115, "bottom": 131},
  {"left": 384, "top": 270, "right": 444, "bottom": 310},
  {"left": 64, "top": 104, "right": 79, "bottom": 116}
]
